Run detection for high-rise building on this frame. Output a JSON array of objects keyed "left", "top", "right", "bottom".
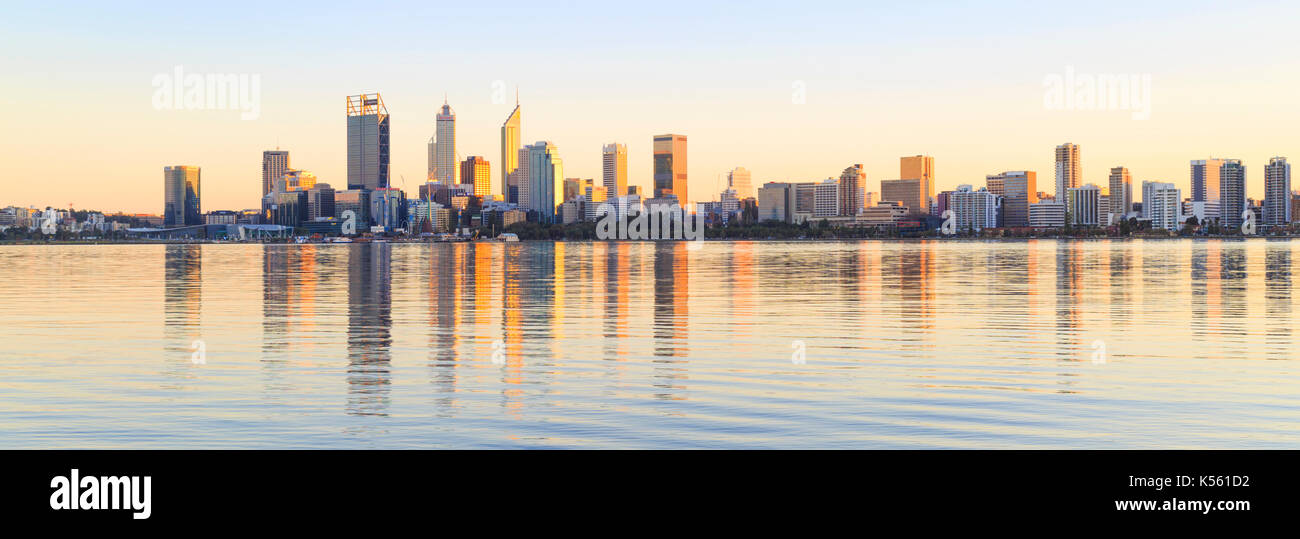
[
  {"left": 434, "top": 99, "right": 457, "bottom": 185},
  {"left": 1054, "top": 143, "right": 1080, "bottom": 202},
  {"left": 602, "top": 143, "right": 627, "bottom": 198},
  {"left": 727, "top": 167, "right": 754, "bottom": 200},
  {"left": 985, "top": 171, "right": 1037, "bottom": 227},
  {"left": 653, "top": 134, "right": 687, "bottom": 203},
  {"left": 461, "top": 156, "right": 491, "bottom": 197},
  {"left": 1190, "top": 159, "right": 1224, "bottom": 207},
  {"left": 838, "top": 164, "right": 866, "bottom": 216},
  {"left": 527, "top": 141, "right": 564, "bottom": 222},
  {"left": 900, "top": 155, "right": 935, "bottom": 214},
  {"left": 262, "top": 150, "right": 289, "bottom": 197},
  {"left": 881, "top": 178, "right": 924, "bottom": 216},
  {"left": 346, "top": 93, "right": 390, "bottom": 190},
  {"left": 1143, "top": 181, "right": 1182, "bottom": 231},
  {"left": 1108, "top": 167, "right": 1132, "bottom": 224},
  {"left": 1265, "top": 157, "right": 1291, "bottom": 226},
  {"left": 163, "top": 165, "right": 201, "bottom": 227},
  {"left": 1219, "top": 159, "right": 1247, "bottom": 229},
  {"left": 1067, "top": 184, "right": 1102, "bottom": 226},
  {"left": 501, "top": 99, "right": 521, "bottom": 202},
  {"left": 948, "top": 185, "right": 1000, "bottom": 231}
]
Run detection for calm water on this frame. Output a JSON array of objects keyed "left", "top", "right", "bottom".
[{"left": 2, "top": 240, "right": 1298, "bottom": 449}]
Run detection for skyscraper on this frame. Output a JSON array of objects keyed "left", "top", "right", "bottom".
[
  {"left": 985, "top": 171, "right": 1037, "bottom": 227},
  {"left": 163, "top": 165, "right": 201, "bottom": 227},
  {"left": 527, "top": 141, "right": 564, "bottom": 222},
  {"left": 1054, "top": 143, "right": 1080, "bottom": 201},
  {"left": 838, "top": 164, "right": 866, "bottom": 216},
  {"left": 653, "top": 134, "right": 687, "bottom": 203},
  {"left": 1219, "top": 159, "right": 1247, "bottom": 229},
  {"left": 1108, "top": 166, "right": 1132, "bottom": 224},
  {"left": 1190, "top": 159, "right": 1224, "bottom": 205},
  {"left": 261, "top": 150, "right": 289, "bottom": 197},
  {"left": 900, "top": 155, "right": 935, "bottom": 214},
  {"left": 434, "top": 99, "right": 457, "bottom": 185},
  {"left": 1143, "top": 181, "right": 1182, "bottom": 231},
  {"left": 727, "top": 167, "right": 754, "bottom": 200},
  {"left": 346, "top": 93, "right": 390, "bottom": 190},
  {"left": 1265, "top": 157, "right": 1291, "bottom": 226},
  {"left": 602, "top": 143, "right": 628, "bottom": 198},
  {"left": 501, "top": 99, "right": 521, "bottom": 202},
  {"left": 458, "top": 156, "right": 490, "bottom": 197}
]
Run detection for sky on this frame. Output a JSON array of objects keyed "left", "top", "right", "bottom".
[{"left": 2, "top": 0, "right": 1299, "bottom": 214}]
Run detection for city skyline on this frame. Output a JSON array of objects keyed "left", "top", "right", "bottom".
[{"left": 4, "top": 1, "right": 1300, "bottom": 214}]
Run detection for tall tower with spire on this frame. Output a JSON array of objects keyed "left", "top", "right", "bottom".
[
  {"left": 501, "top": 89, "right": 522, "bottom": 203},
  {"left": 434, "top": 97, "right": 457, "bottom": 184}
]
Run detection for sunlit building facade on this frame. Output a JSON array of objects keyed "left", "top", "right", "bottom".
[
  {"left": 653, "top": 134, "right": 687, "bottom": 203},
  {"left": 900, "top": 155, "right": 935, "bottom": 214},
  {"left": 1055, "top": 142, "right": 1080, "bottom": 201},
  {"left": 461, "top": 156, "right": 491, "bottom": 197},
  {"left": 501, "top": 102, "right": 521, "bottom": 202},
  {"left": 434, "top": 100, "right": 457, "bottom": 184},
  {"left": 603, "top": 143, "right": 627, "bottom": 198},
  {"left": 163, "top": 165, "right": 201, "bottom": 227}
]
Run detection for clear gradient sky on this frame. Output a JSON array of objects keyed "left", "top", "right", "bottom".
[{"left": 2, "top": 0, "right": 1298, "bottom": 214}]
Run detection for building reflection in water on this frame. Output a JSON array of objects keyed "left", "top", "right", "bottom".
[
  {"left": 346, "top": 243, "right": 392, "bottom": 417},
  {"left": 1054, "top": 241, "right": 1082, "bottom": 360},
  {"left": 260, "top": 244, "right": 321, "bottom": 393},
  {"left": 652, "top": 242, "right": 689, "bottom": 400},
  {"left": 601, "top": 242, "right": 630, "bottom": 364},
  {"left": 1264, "top": 242, "right": 1291, "bottom": 360},
  {"left": 162, "top": 244, "right": 202, "bottom": 381},
  {"left": 428, "top": 243, "right": 460, "bottom": 412},
  {"left": 897, "top": 241, "right": 935, "bottom": 353}
]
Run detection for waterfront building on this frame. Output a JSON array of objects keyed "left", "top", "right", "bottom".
[
  {"left": 346, "top": 93, "right": 390, "bottom": 190},
  {"left": 1265, "top": 157, "right": 1291, "bottom": 226},
  {"left": 1055, "top": 142, "right": 1080, "bottom": 201},
  {"left": 163, "top": 165, "right": 201, "bottom": 227},
  {"left": 603, "top": 143, "right": 628, "bottom": 199},
  {"left": 653, "top": 134, "right": 688, "bottom": 202},
  {"left": 262, "top": 150, "right": 289, "bottom": 197}
]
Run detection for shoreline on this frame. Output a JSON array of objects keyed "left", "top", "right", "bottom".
[{"left": 2, "top": 235, "right": 1295, "bottom": 246}]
